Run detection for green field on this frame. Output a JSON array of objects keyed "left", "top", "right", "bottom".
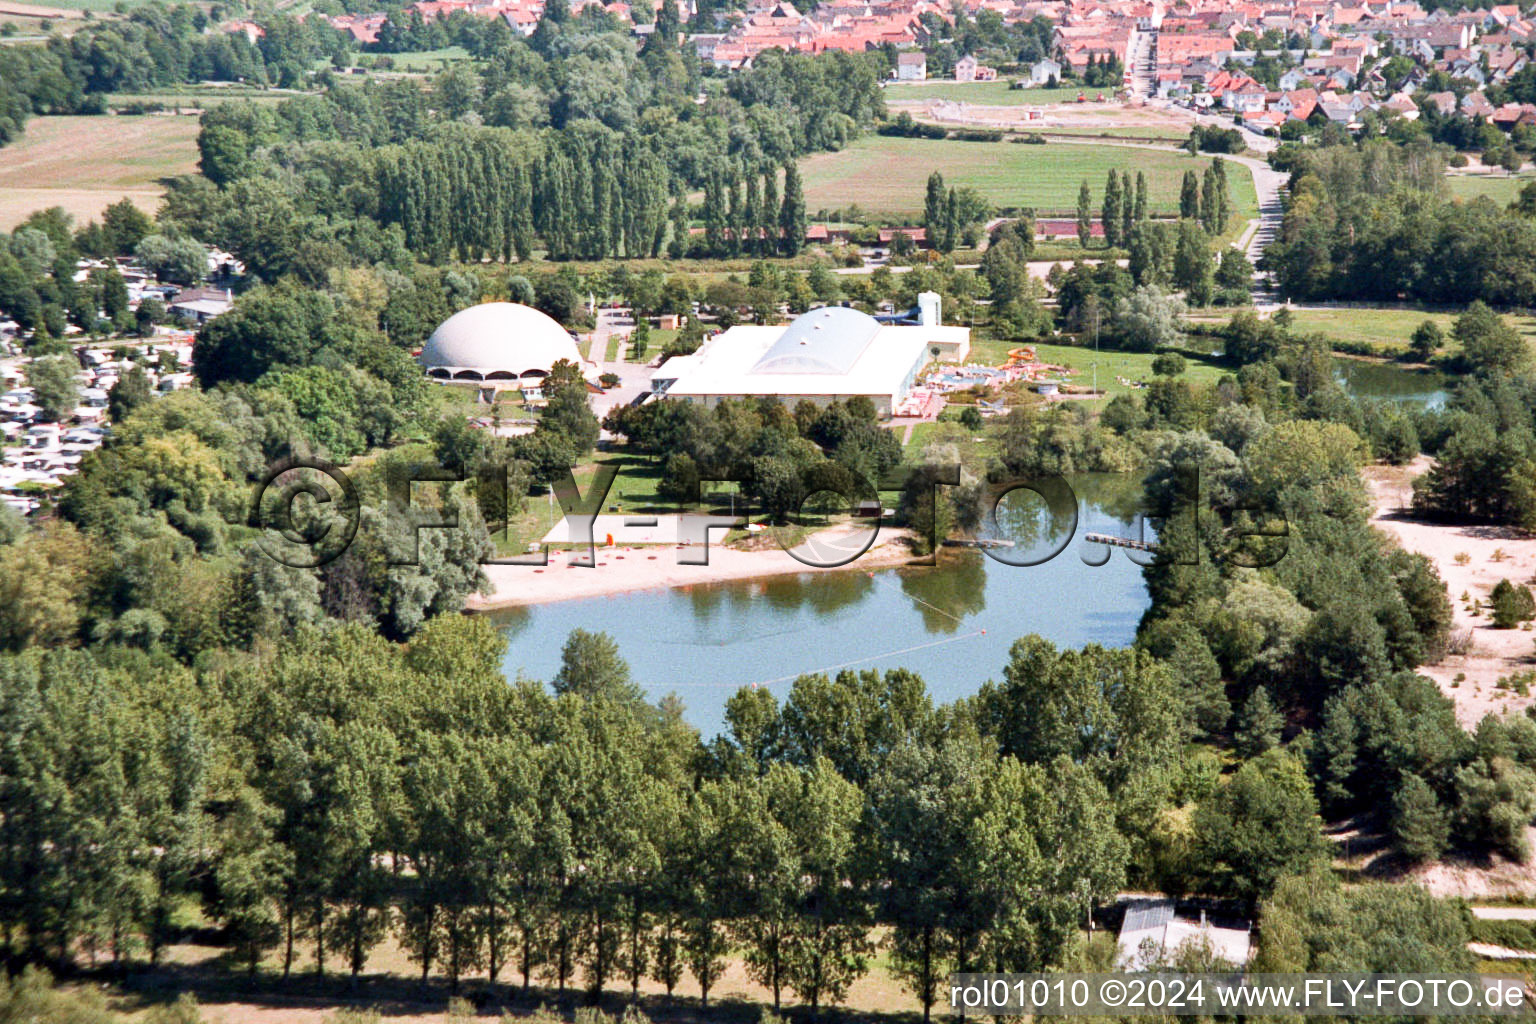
[
  {"left": 799, "top": 135, "right": 1257, "bottom": 220},
  {"left": 1042, "top": 124, "right": 1191, "bottom": 141},
  {"left": 1026, "top": 340, "right": 1229, "bottom": 397},
  {"left": 1446, "top": 172, "right": 1532, "bottom": 206},
  {"left": 385, "top": 46, "right": 472, "bottom": 71},
  {"left": 959, "top": 332, "right": 1228, "bottom": 398},
  {"left": 885, "top": 81, "right": 1113, "bottom": 106},
  {"left": 106, "top": 88, "right": 298, "bottom": 109},
  {"left": 1281, "top": 306, "right": 1536, "bottom": 356},
  {"left": 6, "top": 0, "right": 129, "bottom": 12}
]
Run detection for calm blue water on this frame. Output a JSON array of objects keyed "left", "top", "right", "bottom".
[{"left": 492, "top": 476, "right": 1152, "bottom": 735}]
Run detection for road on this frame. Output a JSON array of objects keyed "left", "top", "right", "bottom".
[
  {"left": 1128, "top": 30, "right": 1154, "bottom": 99},
  {"left": 587, "top": 308, "right": 650, "bottom": 426}
]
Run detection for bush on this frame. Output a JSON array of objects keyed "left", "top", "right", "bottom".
[
  {"left": 948, "top": 128, "right": 1004, "bottom": 142},
  {"left": 1469, "top": 918, "right": 1536, "bottom": 951},
  {"left": 1491, "top": 579, "right": 1536, "bottom": 629}
]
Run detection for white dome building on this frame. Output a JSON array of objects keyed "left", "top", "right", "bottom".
[{"left": 420, "top": 302, "right": 588, "bottom": 385}]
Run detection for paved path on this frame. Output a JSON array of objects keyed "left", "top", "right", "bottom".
[
  {"left": 1469, "top": 942, "right": 1536, "bottom": 960},
  {"left": 1472, "top": 906, "right": 1536, "bottom": 920}
]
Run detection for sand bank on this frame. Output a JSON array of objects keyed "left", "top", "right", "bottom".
[
  {"left": 1365, "top": 457, "right": 1536, "bottom": 728},
  {"left": 468, "top": 526, "right": 923, "bottom": 610}
]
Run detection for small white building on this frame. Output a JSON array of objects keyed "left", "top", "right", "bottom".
[
  {"left": 168, "top": 286, "right": 234, "bottom": 325},
  {"left": 895, "top": 51, "right": 927, "bottom": 80},
  {"left": 1028, "top": 57, "right": 1062, "bottom": 84},
  {"left": 954, "top": 54, "right": 996, "bottom": 81},
  {"left": 1116, "top": 899, "right": 1251, "bottom": 969}
]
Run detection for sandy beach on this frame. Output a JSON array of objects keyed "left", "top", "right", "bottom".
[
  {"left": 1365, "top": 457, "right": 1536, "bottom": 728},
  {"left": 467, "top": 525, "right": 924, "bottom": 610}
]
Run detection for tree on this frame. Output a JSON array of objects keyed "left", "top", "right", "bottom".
[
  {"left": 1111, "top": 284, "right": 1184, "bottom": 352},
  {"left": 1180, "top": 170, "right": 1200, "bottom": 220},
  {"left": 135, "top": 297, "right": 166, "bottom": 336},
  {"left": 199, "top": 123, "right": 253, "bottom": 186},
  {"left": 1408, "top": 320, "right": 1443, "bottom": 362},
  {"left": 1214, "top": 247, "right": 1252, "bottom": 303},
  {"left": 1390, "top": 775, "right": 1449, "bottom": 864},
  {"left": 106, "top": 364, "right": 152, "bottom": 424},
  {"left": 1076, "top": 180, "right": 1092, "bottom": 248},
  {"left": 923, "top": 171, "right": 947, "bottom": 251},
  {"left": 1454, "top": 301, "right": 1530, "bottom": 376},
  {"left": 1102, "top": 170, "right": 1122, "bottom": 249},
  {"left": 1173, "top": 220, "right": 1214, "bottom": 306},
  {"left": 1151, "top": 352, "right": 1186, "bottom": 377},
  {"left": 629, "top": 317, "right": 650, "bottom": 361},
  {"left": 1127, "top": 221, "right": 1173, "bottom": 287},
  {"left": 1115, "top": 170, "right": 1131, "bottom": 243},
  {"left": 1200, "top": 164, "right": 1219, "bottom": 233},
  {"left": 539, "top": 359, "right": 599, "bottom": 456},
  {"left": 211, "top": 790, "right": 286, "bottom": 976},
  {"left": 1191, "top": 750, "right": 1327, "bottom": 905},
  {"left": 779, "top": 759, "right": 871, "bottom": 1015},
  {"left": 26, "top": 354, "right": 79, "bottom": 420},
  {"left": 101, "top": 199, "right": 153, "bottom": 256},
  {"left": 135, "top": 235, "right": 206, "bottom": 287},
  {"left": 1233, "top": 687, "right": 1282, "bottom": 758},
  {"left": 552, "top": 628, "right": 644, "bottom": 704},
  {"left": 779, "top": 163, "right": 806, "bottom": 257},
  {"left": 1490, "top": 579, "right": 1536, "bottom": 628}
]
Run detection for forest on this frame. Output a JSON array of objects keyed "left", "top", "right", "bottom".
[{"left": 1266, "top": 139, "right": 1536, "bottom": 306}]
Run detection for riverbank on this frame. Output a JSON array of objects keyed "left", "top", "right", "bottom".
[
  {"left": 468, "top": 526, "right": 924, "bottom": 610},
  {"left": 1364, "top": 456, "right": 1536, "bottom": 728}
]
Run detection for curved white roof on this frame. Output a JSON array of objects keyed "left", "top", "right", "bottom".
[
  {"left": 421, "top": 302, "right": 583, "bottom": 380},
  {"left": 752, "top": 306, "right": 882, "bottom": 375}
]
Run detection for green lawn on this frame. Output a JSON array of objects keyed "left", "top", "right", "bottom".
[
  {"left": 954, "top": 333, "right": 1227, "bottom": 398},
  {"left": 1446, "top": 172, "right": 1532, "bottom": 206},
  {"left": 631, "top": 328, "right": 676, "bottom": 361},
  {"left": 798, "top": 135, "right": 1257, "bottom": 220},
  {"left": 1279, "top": 306, "right": 1536, "bottom": 357},
  {"left": 885, "top": 81, "right": 1112, "bottom": 106},
  {"left": 106, "top": 88, "right": 297, "bottom": 109},
  {"left": 385, "top": 46, "right": 471, "bottom": 71},
  {"left": 1042, "top": 125, "right": 1192, "bottom": 141},
  {"left": 1026, "top": 340, "right": 1229, "bottom": 397}
]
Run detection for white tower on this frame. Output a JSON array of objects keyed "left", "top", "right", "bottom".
[{"left": 917, "top": 290, "right": 942, "bottom": 326}]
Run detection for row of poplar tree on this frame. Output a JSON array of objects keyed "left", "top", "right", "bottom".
[
  {"left": 371, "top": 128, "right": 807, "bottom": 264},
  {"left": 1073, "top": 159, "right": 1231, "bottom": 249},
  {"left": 0, "top": 621, "right": 1158, "bottom": 1022}
]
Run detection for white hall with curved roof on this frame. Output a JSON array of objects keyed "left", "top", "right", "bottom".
[{"left": 650, "top": 295, "right": 969, "bottom": 417}]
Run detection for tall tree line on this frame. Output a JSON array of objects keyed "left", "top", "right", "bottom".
[{"left": 0, "top": 621, "right": 1161, "bottom": 1020}]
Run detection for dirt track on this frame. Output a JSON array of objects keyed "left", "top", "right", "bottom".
[{"left": 0, "top": 1, "right": 86, "bottom": 17}]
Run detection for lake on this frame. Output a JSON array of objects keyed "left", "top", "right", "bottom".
[
  {"left": 493, "top": 475, "right": 1153, "bottom": 735},
  {"left": 1336, "top": 359, "right": 1451, "bottom": 408}
]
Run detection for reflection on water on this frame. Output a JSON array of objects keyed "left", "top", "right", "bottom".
[
  {"left": 491, "top": 474, "right": 1154, "bottom": 735},
  {"left": 1336, "top": 359, "right": 1451, "bottom": 408},
  {"left": 898, "top": 553, "right": 988, "bottom": 633}
]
